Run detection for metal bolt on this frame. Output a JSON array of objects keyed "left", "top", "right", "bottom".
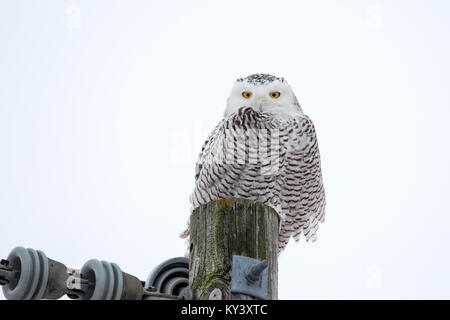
[
  {"left": 245, "top": 260, "right": 268, "bottom": 284},
  {"left": 209, "top": 288, "right": 222, "bottom": 300},
  {"left": 0, "top": 260, "right": 16, "bottom": 286}
]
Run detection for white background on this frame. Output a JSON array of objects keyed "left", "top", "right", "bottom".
[{"left": 1, "top": 0, "right": 449, "bottom": 299}]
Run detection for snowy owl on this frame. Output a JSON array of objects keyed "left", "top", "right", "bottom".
[{"left": 182, "top": 73, "right": 326, "bottom": 253}]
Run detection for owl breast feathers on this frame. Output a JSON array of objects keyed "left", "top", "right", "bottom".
[{"left": 185, "top": 106, "right": 326, "bottom": 254}]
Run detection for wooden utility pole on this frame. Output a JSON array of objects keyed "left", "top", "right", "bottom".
[{"left": 189, "top": 198, "right": 279, "bottom": 300}]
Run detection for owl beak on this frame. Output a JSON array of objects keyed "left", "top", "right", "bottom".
[{"left": 253, "top": 98, "right": 265, "bottom": 113}]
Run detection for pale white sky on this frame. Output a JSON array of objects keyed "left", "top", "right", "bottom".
[{"left": 1, "top": 0, "right": 450, "bottom": 299}]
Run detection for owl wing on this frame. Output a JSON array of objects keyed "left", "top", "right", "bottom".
[
  {"left": 190, "top": 107, "right": 273, "bottom": 210},
  {"left": 190, "top": 118, "right": 234, "bottom": 208},
  {"left": 184, "top": 108, "right": 326, "bottom": 255},
  {"left": 180, "top": 110, "right": 250, "bottom": 240},
  {"left": 193, "top": 119, "right": 224, "bottom": 182},
  {"left": 277, "top": 116, "right": 326, "bottom": 252}
]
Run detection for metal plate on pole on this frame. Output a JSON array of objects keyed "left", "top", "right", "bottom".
[{"left": 230, "top": 255, "right": 268, "bottom": 300}]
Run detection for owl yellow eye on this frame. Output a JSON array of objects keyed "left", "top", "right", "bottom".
[
  {"left": 269, "top": 91, "right": 280, "bottom": 98},
  {"left": 242, "top": 91, "right": 252, "bottom": 99}
]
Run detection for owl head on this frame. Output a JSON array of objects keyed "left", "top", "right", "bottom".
[{"left": 224, "top": 73, "right": 304, "bottom": 119}]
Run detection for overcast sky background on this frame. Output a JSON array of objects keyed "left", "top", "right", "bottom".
[{"left": 1, "top": 0, "right": 449, "bottom": 299}]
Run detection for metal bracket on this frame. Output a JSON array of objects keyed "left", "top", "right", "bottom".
[
  {"left": 230, "top": 255, "right": 268, "bottom": 300},
  {"left": 0, "top": 259, "right": 17, "bottom": 286}
]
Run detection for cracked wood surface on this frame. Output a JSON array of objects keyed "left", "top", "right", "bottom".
[{"left": 189, "top": 198, "right": 279, "bottom": 300}]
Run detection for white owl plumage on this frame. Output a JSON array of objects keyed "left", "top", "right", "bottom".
[{"left": 183, "top": 74, "right": 326, "bottom": 254}]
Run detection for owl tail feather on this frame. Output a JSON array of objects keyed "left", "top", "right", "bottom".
[
  {"left": 179, "top": 228, "right": 190, "bottom": 239},
  {"left": 179, "top": 218, "right": 190, "bottom": 239}
]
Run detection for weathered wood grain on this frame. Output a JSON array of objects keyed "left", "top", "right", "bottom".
[{"left": 189, "top": 198, "right": 279, "bottom": 300}]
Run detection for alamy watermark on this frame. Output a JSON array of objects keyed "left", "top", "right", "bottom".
[
  {"left": 66, "top": 5, "right": 81, "bottom": 30},
  {"left": 366, "top": 264, "right": 382, "bottom": 290},
  {"left": 172, "top": 127, "right": 282, "bottom": 176},
  {"left": 367, "top": 5, "right": 382, "bottom": 30}
]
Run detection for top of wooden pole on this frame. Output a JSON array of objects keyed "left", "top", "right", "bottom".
[{"left": 189, "top": 198, "right": 279, "bottom": 300}]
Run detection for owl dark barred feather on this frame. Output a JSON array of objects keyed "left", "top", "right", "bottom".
[{"left": 185, "top": 106, "right": 326, "bottom": 254}]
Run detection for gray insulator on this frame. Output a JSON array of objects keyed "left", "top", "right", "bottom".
[
  {"left": 146, "top": 257, "right": 189, "bottom": 297},
  {"left": 79, "top": 259, "right": 123, "bottom": 300},
  {"left": 2, "top": 247, "right": 49, "bottom": 300}
]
